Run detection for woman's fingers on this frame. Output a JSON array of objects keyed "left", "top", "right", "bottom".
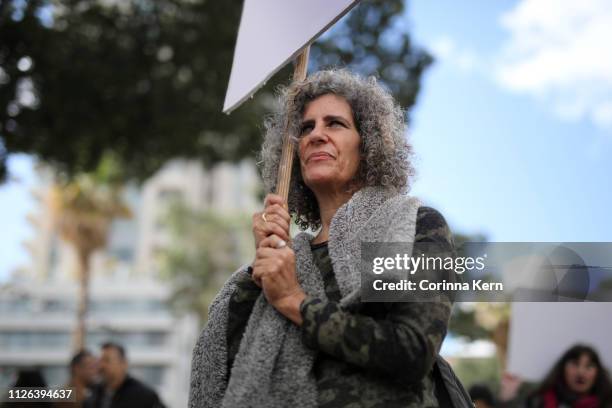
[
  {"left": 264, "top": 193, "right": 288, "bottom": 210},
  {"left": 255, "top": 246, "right": 280, "bottom": 260},
  {"left": 261, "top": 208, "right": 290, "bottom": 231},
  {"left": 252, "top": 260, "right": 263, "bottom": 287},
  {"left": 499, "top": 372, "right": 523, "bottom": 401},
  {"left": 252, "top": 271, "right": 261, "bottom": 287},
  {"left": 260, "top": 213, "right": 289, "bottom": 235},
  {"left": 252, "top": 212, "right": 289, "bottom": 247},
  {"left": 253, "top": 245, "right": 295, "bottom": 285},
  {"left": 259, "top": 203, "right": 290, "bottom": 240},
  {"left": 260, "top": 234, "right": 288, "bottom": 249},
  {"left": 261, "top": 221, "right": 289, "bottom": 242},
  {"left": 252, "top": 194, "right": 291, "bottom": 250},
  {"left": 252, "top": 252, "right": 276, "bottom": 286},
  {"left": 264, "top": 203, "right": 290, "bottom": 223}
]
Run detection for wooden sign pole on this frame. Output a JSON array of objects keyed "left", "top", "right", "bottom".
[{"left": 275, "top": 46, "right": 310, "bottom": 202}]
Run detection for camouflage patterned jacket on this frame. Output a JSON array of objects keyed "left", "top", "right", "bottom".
[
  {"left": 226, "top": 206, "right": 456, "bottom": 407},
  {"left": 189, "top": 187, "right": 467, "bottom": 408}
]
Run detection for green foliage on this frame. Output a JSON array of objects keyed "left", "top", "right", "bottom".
[
  {"left": 50, "top": 152, "right": 129, "bottom": 216},
  {"left": 452, "top": 357, "right": 502, "bottom": 393},
  {"left": 0, "top": 0, "right": 431, "bottom": 182},
  {"left": 448, "top": 232, "right": 494, "bottom": 341},
  {"left": 157, "top": 200, "right": 253, "bottom": 322},
  {"left": 449, "top": 306, "right": 492, "bottom": 341},
  {"left": 312, "top": 0, "right": 432, "bottom": 115},
  {"left": 453, "top": 232, "right": 489, "bottom": 253},
  {"left": 49, "top": 152, "right": 131, "bottom": 257}
]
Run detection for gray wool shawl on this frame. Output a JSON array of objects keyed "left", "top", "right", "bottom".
[{"left": 188, "top": 186, "right": 421, "bottom": 408}]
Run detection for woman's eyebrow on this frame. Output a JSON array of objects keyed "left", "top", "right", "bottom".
[
  {"left": 300, "top": 119, "right": 315, "bottom": 127},
  {"left": 323, "top": 115, "right": 350, "bottom": 125},
  {"left": 300, "top": 115, "right": 351, "bottom": 127}
]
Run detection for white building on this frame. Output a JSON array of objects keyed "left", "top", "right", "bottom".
[{"left": 0, "top": 159, "right": 261, "bottom": 408}]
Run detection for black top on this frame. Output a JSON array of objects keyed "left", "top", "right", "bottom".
[
  {"left": 86, "top": 376, "right": 164, "bottom": 408},
  {"left": 227, "top": 206, "right": 457, "bottom": 407}
]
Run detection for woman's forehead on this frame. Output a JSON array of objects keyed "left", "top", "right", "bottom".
[
  {"left": 302, "top": 93, "right": 353, "bottom": 119},
  {"left": 568, "top": 353, "right": 596, "bottom": 364}
]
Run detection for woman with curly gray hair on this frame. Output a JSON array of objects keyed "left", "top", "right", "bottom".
[{"left": 189, "top": 70, "right": 470, "bottom": 408}]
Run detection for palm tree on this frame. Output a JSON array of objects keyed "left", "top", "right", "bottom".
[
  {"left": 47, "top": 156, "right": 130, "bottom": 351},
  {"left": 158, "top": 200, "right": 253, "bottom": 324},
  {"left": 450, "top": 233, "right": 511, "bottom": 370}
]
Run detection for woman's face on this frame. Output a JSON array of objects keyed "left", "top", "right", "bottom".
[
  {"left": 564, "top": 353, "right": 598, "bottom": 394},
  {"left": 298, "top": 94, "right": 361, "bottom": 194}
]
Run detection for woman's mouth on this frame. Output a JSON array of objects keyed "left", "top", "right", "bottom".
[{"left": 307, "top": 152, "right": 334, "bottom": 163}]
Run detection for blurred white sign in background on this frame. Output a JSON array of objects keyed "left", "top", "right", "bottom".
[{"left": 508, "top": 303, "right": 612, "bottom": 381}]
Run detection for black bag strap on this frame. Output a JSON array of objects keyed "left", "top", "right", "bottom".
[{"left": 433, "top": 355, "right": 474, "bottom": 408}]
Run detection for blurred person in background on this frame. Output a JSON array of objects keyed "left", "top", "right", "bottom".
[
  {"left": 189, "top": 69, "right": 472, "bottom": 407},
  {"left": 469, "top": 383, "right": 496, "bottom": 408},
  {"left": 56, "top": 350, "right": 98, "bottom": 408},
  {"left": 88, "top": 342, "right": 164, "bottom": 408},
  {"left": 0, "top": 368, "right": 47, "bottom": 408},
  {"left": 500, "top": 344, "right": 612, "bottom": 408}
]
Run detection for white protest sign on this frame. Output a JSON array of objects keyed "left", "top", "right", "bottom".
[
  {"left": 507, "top": 303, "right": 612, "bottom": 381},
  {"left": 223, "top": 0, "right": 360, "bottom": 113}
]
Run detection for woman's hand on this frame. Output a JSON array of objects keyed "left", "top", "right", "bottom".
[
  {"left": 499, "top": 372, "right": 523, "bottom": 402},
  {"left": 252, "top": 234, "right": 306, "bottom": 325},
  {"left": 252, "top": 194, "right": 291, "bottom": 250}
]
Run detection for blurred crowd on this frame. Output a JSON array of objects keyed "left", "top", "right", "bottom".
[
  {"left": 1, "top": 342, "right": 163, "bottom": 408},
  {"left": 469, "top": 344, "right": 612, "bottom": 408},
  {"left": 2, "top": 342, "right": 610, "bottom": 407}
]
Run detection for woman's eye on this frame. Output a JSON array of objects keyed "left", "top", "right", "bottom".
[
  {"left": 300, "top": 124, "right": 313, "bottom": 135},
  {"left": 329, "top": 120, "right": 344, "bottom": 128}
]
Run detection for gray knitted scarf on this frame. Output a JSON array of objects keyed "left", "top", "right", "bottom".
[{"left": 188, "top": 186, "right": 421, "bottom": 408}]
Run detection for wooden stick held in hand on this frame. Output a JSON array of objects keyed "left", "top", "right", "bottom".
[{"left": 275, "top": 47, "right": 310, "bottom": 202}]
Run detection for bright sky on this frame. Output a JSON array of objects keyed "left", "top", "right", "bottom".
[
  {"left": 1, "top": 0, "right": 611, "bottom": 282},
  {"left": 408, "top": 0, "right": 612, "bottom": 242},
  {"left": 0, "top": 154, "right": 36, "bottom": 281}
]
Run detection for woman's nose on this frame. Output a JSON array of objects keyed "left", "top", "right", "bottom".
[
  {"left": 308, "top": 124, "right": 328, "bottom": 144},
  {"left": 576, "top": 365, "right": 589, "bottom": 376}
]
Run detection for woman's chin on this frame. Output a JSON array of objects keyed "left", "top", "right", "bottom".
[
  {"left": 568, "top": 381, "right": 593, "bottom": 394},
  {"left": 303, "top": 165, "right": 332, "bottom": 177},
  {"left": 303, "top": 172, "right": 340, "bottom": 189}
]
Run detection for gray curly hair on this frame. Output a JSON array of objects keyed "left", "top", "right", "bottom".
[{"left": 258, "top": 69, "right": 414, "bottom": 231}]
